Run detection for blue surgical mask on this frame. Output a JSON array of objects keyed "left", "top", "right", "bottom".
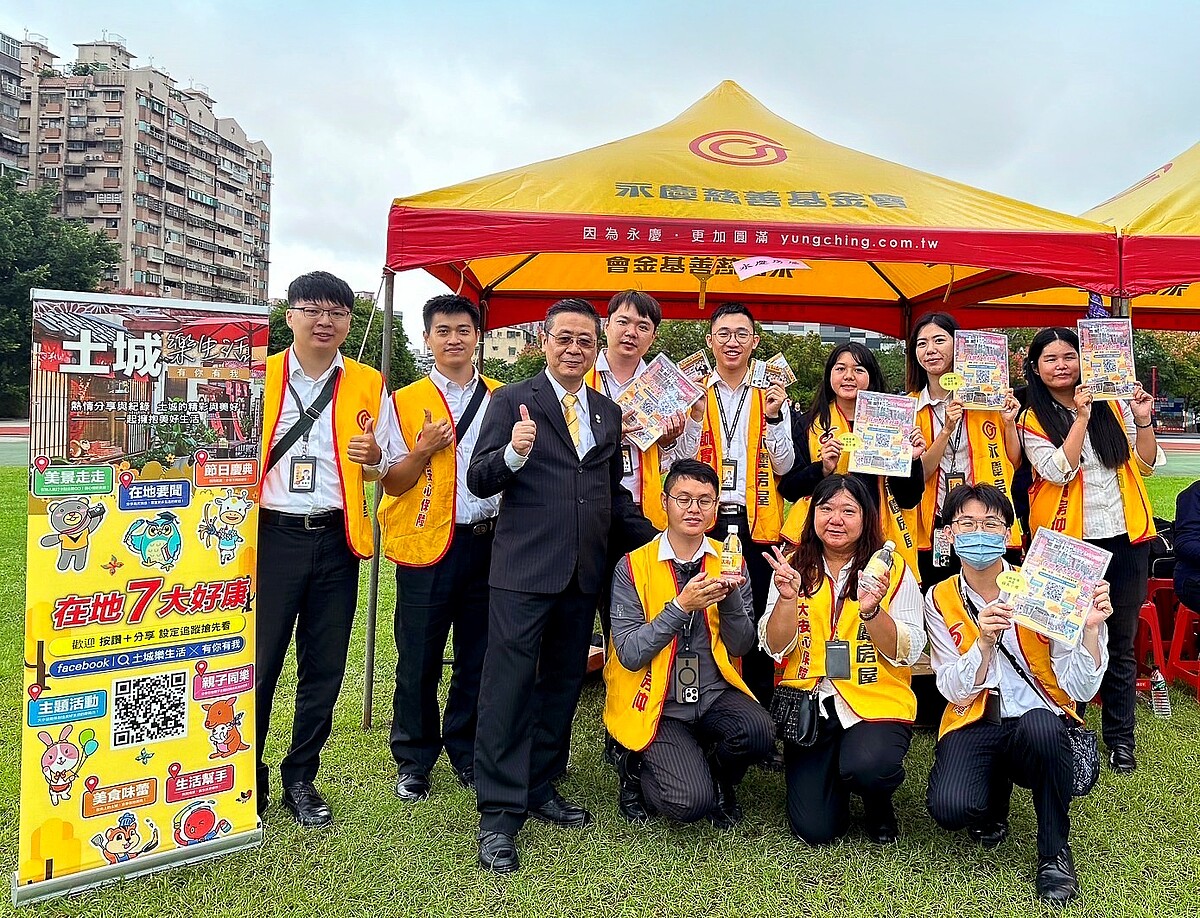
[{"left": 953, "top": 531, "right": 1007, "bottom": 570}]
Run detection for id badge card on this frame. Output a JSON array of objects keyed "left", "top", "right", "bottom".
[
  {"left": 673, "top": 652, "right": 700, "bottom": 703},
  {"left": 945, "top": 471, "right": 967, "bottom": 495},
  {"left": 289, "top": 456, "right": 316, "bottom": 493},
  {"left": 932, "top": 525, "right": 953, "bottom": 568},
  {"left": 825, "top": 640, "right": 851, "bottom": 680},
  {"left": 721, "top": 458, "right": 738, "bottom": 492},
  {"left": 621, "top": 445, "right": 634, "bottom": 477}
]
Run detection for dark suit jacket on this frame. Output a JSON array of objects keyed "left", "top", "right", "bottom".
[
  {"left": 468, "top": 370, "right": 655, "bottom": 594},
  {"left": 1175, "top": 480, "right": 1200, "bottom": 609}
]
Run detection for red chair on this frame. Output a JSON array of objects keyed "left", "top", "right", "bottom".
[
  {"left": 1134, "top": 600, "right": 1168, "bottom": 693},
  {"left": 1167, "top": 602, "right": 1200, "bottom": 697}
]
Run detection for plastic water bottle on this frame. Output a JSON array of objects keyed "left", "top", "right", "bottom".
[
  {"left": 1150, "top": 668, "right": 1172, "bottom": 718},
  {"left": 862, "top": 540, "right": 896, "bottom": 583},
  {"left": 721, "top": 525, "right": 743, "bottom": 577}
]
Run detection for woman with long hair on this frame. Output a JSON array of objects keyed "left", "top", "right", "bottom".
[
  {"left": 759, "top": 475, "right": 925, "bottom": 845},
  {"left": 906, "top": 312, "right": 1022, "bottom": 586},
  {"left": 778, "top": 342, "right": 926, "bottom": 578},
  {"left": 1017, "top": 326, "right": 1161, "bottom": 774}
]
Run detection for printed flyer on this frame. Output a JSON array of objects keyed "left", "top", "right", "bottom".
[
  {"left": 848, "top": 391, "right": 917, "bottom": 477},
  {"left": 1010, "top": 528, "right": 1113, "bottom": 646},
  {"left": 953, "top": 330, "right": 1009, "bottom": 410},
  {"left": 749, "top": 353, "right": 796, "bottom": 390},
  {"left": 615, "top": 353, "right": 705, "bottom": 450},
  {"left": 676, "top": 350, "right": 712, "bottom": 385},
  {"left": 1078, "top": 318, "right": 1136, "bottom": 400},
  {"left": 15, "top": 289, "right": 266, "bottom": 905}
]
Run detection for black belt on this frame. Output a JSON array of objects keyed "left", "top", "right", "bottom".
[
  {"left": 717, "top": 502, "right": 746, "bottom": 516},
  {"left": 260, "top": 508, "right": 344, "bottom": 530},
  {"left": 455, "top": 518, "right": 496, "bottom": 536}
]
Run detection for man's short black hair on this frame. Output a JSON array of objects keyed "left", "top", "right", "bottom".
[
  {"left": 423, "top": 294, "right": 481, "bottom": 333},
  {"left": 663, "top": 458, "right": 719, "bottom": 496},
  {"left": 607, "top": 290, "right": 662, "bottom": 328},
  {"left": 545, "top": 298, "right": 602, "bottom": 340},
  {"left": 287, "top": 271, "right": 354, "bottom": 311},
  {"left": 708, "top": 302, "right": 756, "bottom": 330},
  {"left": 942, "top": 483, "right": 1015, "bottom": 527}
]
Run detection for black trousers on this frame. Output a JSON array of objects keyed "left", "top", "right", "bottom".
[
  {"left": 475, "top": 574, "right": 596, "bottom": 835},
  {"left": 1085, "top": 535, "right": 1149, "bottom": 749},
  {"left": 390, "top": 526, "right": 492, "bottom": 777},
  {"left": 255, "top": 518, "right": 359, "bottom": 795},
  {"left": 927, "top": 708, "right": 1073, "bottom": 859},
  {"left": 640, "top": 690, "right": 775, "bottom": 823},
  {"left": 784, "top": 712, "right": 912, "bottom": 844},
  {"left": 712, "top": 510, "right": 775, "bottom": 707}
]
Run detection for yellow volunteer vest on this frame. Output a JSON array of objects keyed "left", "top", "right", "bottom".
[
  {"left": 603, "top": 538, "right": 754, "bottom": 751},
  {"left": 775, "top": 557, "right": 916, "bottom": 722},
  {"left": 379, "top": 375, "right": 502, "bottom": 567},
  {"left": 780, "top": 408, "right": 919, "bottom": 579},
  {"left": 697, "top": 382, "right": 783, "bottom": 543},
  {"left": 261, "top": 351, "right": 382, "bottom": 558},
  {"left": 912, "top": 398, "right": 1022, "bottom": 551},
  {"left": 586, "top": 364, "right": 667, "bottom": 530},
  {"left": 929, "top": 573, "right": 1076, "bottom": 739},
  {"left": 1018, "top": 403, "right": 1155, "bottom": 543}
]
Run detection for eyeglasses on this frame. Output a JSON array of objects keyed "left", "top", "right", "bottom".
[
  {"left": 951, "top": 516, "right": 1008, "bottom": 534},
  {"left": 547, "top": 333, "right": 597, "bottom": 350},
  {"left": 290, "top": 306, "right": 351, "bottom": 321},
  {"left": 665, "top": 493, "right": 717, "bottom": 511},
  {"left": 712, "top": 329, "right": 754, "bottom": 344}
]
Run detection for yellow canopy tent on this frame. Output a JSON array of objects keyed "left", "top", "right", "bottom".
[
  {"left": 982, "top": 140, "right": 1200, "bottom": 330},
  {"left": 385, "top": 81, "right": 1119, "bottom": 338}
]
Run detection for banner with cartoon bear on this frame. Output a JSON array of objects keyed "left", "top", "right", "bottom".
[{"left": 15, "top": 289, "right": 266, "bottom": 905}]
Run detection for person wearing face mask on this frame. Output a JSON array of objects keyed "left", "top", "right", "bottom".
[
  {"left": 1017, "top": 327, "right": 1161, "bottom": 775},
  {"left": 906, "top": 312, "right": 1022, "bottom": 587},
  {"left": 779, "top": 343, "right": 927, "bottom": 580},
  {"left": 925, "top": 484, "right": 1113, "bottom": 904}
]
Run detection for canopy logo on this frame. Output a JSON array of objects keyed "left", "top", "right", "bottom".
[{"left": 689, "top": 131, "right": 787, "bottom": 166}]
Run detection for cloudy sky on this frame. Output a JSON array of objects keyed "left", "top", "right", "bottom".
[{"left": 6, "top": 1, "right": 1200, "bottom": 342}]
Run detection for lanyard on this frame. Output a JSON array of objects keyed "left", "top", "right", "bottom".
[
  {"left": 286, "top": 378, "right": 332, "bottom": 456},
  {"left": 933, "top": 401, "right": 965, "bottom": 474},
  {"left": 675, "top": 558, "right": 703, "bottom": 650},
  {"left": 715, "top": 384, "right": 751, "bottom": 452}
]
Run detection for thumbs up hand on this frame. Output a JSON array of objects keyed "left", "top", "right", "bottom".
[
  {"left": 511, "top": 403, "right": 537, "bottom": 457},
  {"left": 348, "top": 416, "right": 383, "bottom": 466},
  {"left": 415, "top": 408, "right": 454, "bottom": 460}
]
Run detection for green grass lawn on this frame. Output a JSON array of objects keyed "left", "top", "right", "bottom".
[{"left": 3, "top": 467, "right": 1200, "bottom": 917}]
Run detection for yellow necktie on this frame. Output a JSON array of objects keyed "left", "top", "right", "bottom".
[{"left": 562, "top": 392, "right": 580, "bottom": 447}]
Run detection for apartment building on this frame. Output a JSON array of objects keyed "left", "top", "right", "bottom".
[
  {"left": 19, "top": 33, "right": 270, "bottom": 303},
  {"left": 0, "top": 31, "right": 24, "bottom": 180},
  {"left": 483, "top": 323, "right": 537, "bottom": 363}
]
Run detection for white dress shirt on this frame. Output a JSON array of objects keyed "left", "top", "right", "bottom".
[
  {"left": 261, "top": 348, "right": 390, "bottom": 514},
  {"left": 388, "top": 366, "right": 500, "bottom": 525},
  {"left": 917, "top": 387, "right": 973, "bottom": 515},
  {"left": 1021, "top": 400, "right": 1164, "bottom": 539},
  {"left": 707, "top": 369, "right": 794, "bottom": 506},
  {"left": 593, "top": 350, "right": 702, "bottom": 503},
  {"left": 925, "top": 565, "right": 1108, "bottom": 717},
  {"left": 759, "top": 557, "right": 926, "bottom": 728},
  {"left": 504, "top": 370, "right": 596, "bottom": 470}
]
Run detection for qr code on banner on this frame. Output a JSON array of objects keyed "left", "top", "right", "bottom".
[{"left": 111, "top": 671, "right": 188, "bottom": 748}]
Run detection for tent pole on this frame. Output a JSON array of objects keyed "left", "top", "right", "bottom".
[
  {"left": 362, "top": 270, "right": 395, "bottom": 729},
  {"left": 477, "top": 296, "right": 488, "bottom": 373}
]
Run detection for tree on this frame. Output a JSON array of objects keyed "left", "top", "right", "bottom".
[
  {"left": 0, "top": 174, "right": 121, "bottom": 416},
  {"left": 481, "top": 358, "right": 515, "bottom": 383},
  {"left": 508, "top": 346, "right": 547, "bottom": 381},
  {"left": 268, "top": 297, "right": 418, "bottom": 389}
]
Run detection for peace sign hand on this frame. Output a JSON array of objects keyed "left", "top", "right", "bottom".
[{"left": 763, "top": 545, "right": 801, "bottom": 601}]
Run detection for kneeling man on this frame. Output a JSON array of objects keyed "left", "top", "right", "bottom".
[
  {"left": 925, "top": 484, "right": 1112, "bottom": 905},
  {"left": 604, "top": 459, "right": 774, "bottom": 826}
]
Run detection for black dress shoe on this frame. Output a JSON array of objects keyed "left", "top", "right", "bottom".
[
  {"left": 1109, "top": 745, "right": 1137, "bottom": 773},
  {"left": 1036, "top": 844, "right": 1080, "bottom": 903},
  {"left": 529, "top": 790, "right": 593, "bottom": 828},
  {"left": 707, "top": 773, "right": 743, "bottom": 829},
  {"left": 452, "top": 764, "right": 475, "bottom": 790},
  {"left": 395, "top": 772, "right": 431, "bottom": 801},
  {"left": 256, "top": 793, "right": 269, "bottom": 817},
  {"left": 615, "top": 750, "right": 651, "bottom": 823},
  {"left": 281, "top": 781, "right": 332, "bottom": 828},
  {"left": 477, "top": 831, "right": 519, "bottom": 874},
  {"left": 967, "top": 820, "right": 1009, "bottom": 848},
  {"left": 603, "top": 732, "right": 621, "bottom": 771},
  {"left": 863, "top": 798, "right": 899, "bottom": 845}
]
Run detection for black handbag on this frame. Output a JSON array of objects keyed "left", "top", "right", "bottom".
[{"left": 769, "top": 684, "right": 820, "bottom": 747}]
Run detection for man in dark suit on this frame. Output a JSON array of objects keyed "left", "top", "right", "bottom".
[{"left": 467, "top": 298, "right": 656, "bottom": 874}]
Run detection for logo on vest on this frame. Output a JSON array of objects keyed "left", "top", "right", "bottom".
[
  {"left": 982, "top": 420, "right": 998, "bottom": 439},
  {"left": 689, "top": 131, "right": 788, "bottom": 166},
  {"left": 356, "top": 409, "right": 371, "bottom": 431}
]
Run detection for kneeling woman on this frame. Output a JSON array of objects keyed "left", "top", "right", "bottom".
[
  {"left": 760, "top": 474, "right": 926, "bottom": 845},
  {"left": 925, "top": 483, "right": 1111, "bottom": 904}
]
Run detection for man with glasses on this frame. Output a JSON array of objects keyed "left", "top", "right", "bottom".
[
  {"left": 697, "top": 303, "right": 794, "bottom": 709},
  {"left": 604, "top": 459, "right": 774, "bottom": 827},
  {"left": 925, "top": 483, "right": 1112, "bottom": 904},
  {"left": 467, "top": 298, "right": 656, "bottom": 873},
  {"left": 257, "top": 271, "right": 396, "bottom": 827}
]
